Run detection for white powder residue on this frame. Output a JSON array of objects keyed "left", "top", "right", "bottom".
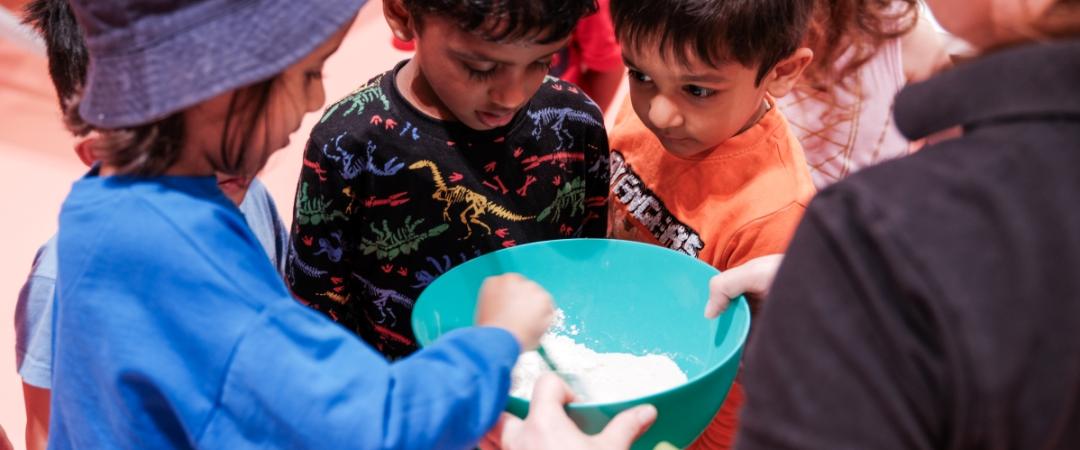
[
  {"left": 511, "top": 333, "right": 688, "bottom": 403},
  {"left": 549, "top": 309, "right": 580, "bottom": 336}
]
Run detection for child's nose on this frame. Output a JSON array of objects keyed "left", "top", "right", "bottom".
[
  {"left": 488, "top": 73, "right": 530, "bottom": 110},
  {"left": 648, "top": 95, "right": 684, "bottom": 129}
]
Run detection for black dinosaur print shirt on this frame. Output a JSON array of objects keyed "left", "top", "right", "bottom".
[{"left": 287, "top": 60, "right": 610, "bottom": 359}]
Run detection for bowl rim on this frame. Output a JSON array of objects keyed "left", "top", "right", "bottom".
[{"left": 413, "top": 237, "right": 753, "bottom": 408}]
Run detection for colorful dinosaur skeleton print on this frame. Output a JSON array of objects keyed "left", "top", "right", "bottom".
[{"left": 288, "top": 63, "right": 610, "bottom": 358}]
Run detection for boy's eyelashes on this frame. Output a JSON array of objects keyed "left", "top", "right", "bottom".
[
  {"left": 627, "top": 68, "right": 652, "bottom": 83},
  {"left": 465, "top": 63, "right": 498, "bottom": 81},
  {"left": 683, "top": 85, "right": 716, "bottom": 98},
  {"left": 462, "top": 59, "right": 554, "bottom": 81},
  {"left": 304, "top": 70, "right": 324, "bottom": 82}
]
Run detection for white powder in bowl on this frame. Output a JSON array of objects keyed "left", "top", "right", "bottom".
[{"left": 511, "top": 333, "right": 688, "bottom": 403}]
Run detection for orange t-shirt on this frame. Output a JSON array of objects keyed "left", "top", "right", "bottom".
[
  {"left": 607, "top": 102, "right": 815, "bottom": 449},
  {"left": 608, "top": 102, "right": 816, "bottom": 271}
]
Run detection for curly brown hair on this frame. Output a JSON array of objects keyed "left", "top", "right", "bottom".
[{"left": 801, "top": 0, "right": 918, "bottom": 93}]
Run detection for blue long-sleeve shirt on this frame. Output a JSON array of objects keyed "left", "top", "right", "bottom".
[
  {"left": 50, "top": 171, "right": 519, "bottom": 449},
  {"left": 15, "top": 178, "right": 287, "bottom": 390}
]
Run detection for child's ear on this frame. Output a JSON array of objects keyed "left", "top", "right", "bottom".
[
  {"left": 74, "top": 137, "right": 98, "bottom": 168},
  {"left": 383, "top": 0, "right": 417, "bottom": 42},
  {"left": 762, "top": 48, "right": 813, "bottom": 98}
]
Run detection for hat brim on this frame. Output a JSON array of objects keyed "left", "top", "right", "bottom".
[{"left": 80, "top": 0, "right": 367, "bottom": 129}]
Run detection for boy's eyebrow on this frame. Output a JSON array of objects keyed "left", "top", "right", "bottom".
[
  {"left": 680, "top": 73, "right": 730, "bottom": 84},
  {"left": 623, "top": 54, "right": 730, "bottom": 84},
  {"left": 448, "top": 48, "right": 560, "bottom": 66}
]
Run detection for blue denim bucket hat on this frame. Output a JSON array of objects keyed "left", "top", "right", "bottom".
[{"left": 69, "top": 0, "right": 367, "bottom": 129}]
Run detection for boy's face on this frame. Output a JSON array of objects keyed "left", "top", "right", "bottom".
[
  {"left": 407, "top": 15, "right": 568, "bottom": 130},
  {"left": 622, "top": 46, "right": 770, "bottom": 158}
]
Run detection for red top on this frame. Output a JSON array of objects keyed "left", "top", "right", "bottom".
[{"left": 549, "top": 0, "right": 623, "bottom": 85}]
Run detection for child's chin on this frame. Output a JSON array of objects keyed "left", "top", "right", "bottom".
[
  {"left": 473, "top": 110, "right": 516, "bottom": 130},
  {"left": 660, "top": 139, "right": 709, "bottom": 158}
]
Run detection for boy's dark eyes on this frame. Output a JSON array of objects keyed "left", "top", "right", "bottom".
[
  {"left": 304, "top": 70, "right": 323, "bottom": 82},
  {"left": 684, "top": 85, "right": 716, "bottom": 98},
  {"left": 627, "top": 69, "right": 652, "bottom": 83}
]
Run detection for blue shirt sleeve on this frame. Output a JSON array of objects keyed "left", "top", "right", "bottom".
[
  {"left": 198, "top": 302, "right": 520, "bottom": 450},
  {"left": 14, "top": 237, "right": 58, "bottom": 389}
]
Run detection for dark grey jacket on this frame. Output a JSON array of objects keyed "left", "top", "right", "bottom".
[{"left": 738, "top": 40, "right": 1080, "bottom": 450}]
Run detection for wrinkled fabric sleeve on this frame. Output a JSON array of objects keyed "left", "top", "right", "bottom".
[{"left": 199, "top": 302, "right": 519, "bottom": 450}]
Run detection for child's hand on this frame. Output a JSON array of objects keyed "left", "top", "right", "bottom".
[
  {"left": 705, "top": 254, "right": 783, "bottom": 319},
  {"left": 475, "top": 274, "right": 555, "bottom": 351}
]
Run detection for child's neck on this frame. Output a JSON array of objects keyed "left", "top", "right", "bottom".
[
  {"left": 396, "top": 59, "right": 457, "bottom": 122},
  {"left": 734, "top": 98, "right": 771, "bottom": 137}
]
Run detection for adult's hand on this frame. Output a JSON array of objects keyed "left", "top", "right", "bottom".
[{"left": 481, "top": 374, "right": 657, "bottom": 450}]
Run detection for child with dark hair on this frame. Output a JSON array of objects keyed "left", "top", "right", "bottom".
[
  {"left": 606, "top": 0, "right": 817, "bottom": 447},
  {"left": 13, "top": 1, "right": 288, "bottom": 449},
  {"left": 288, "top": 0, "right": 611, "bottom": 359},
  {"left": 22, "top": 0, "right": 87, "bottom": 113},
  {"left": 45, "top": 0, "right": 612, "bottom": 446}
]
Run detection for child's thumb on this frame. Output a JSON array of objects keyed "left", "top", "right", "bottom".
[{"left": 705, "top": 274, "right": 736, "bottom": 319}]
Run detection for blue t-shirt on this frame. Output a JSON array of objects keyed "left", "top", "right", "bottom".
[
  {"left": 238, "top": 179, "right": 290, "bottom": 275},
  {"left": 49, "top": 172, "right": 519, "bottom": 449},
  {"left": 13, "top": 235, "right": 57, "bottom": 389},
  {"left": 14, "top": 178, "right": 288, "bottom": 389}
]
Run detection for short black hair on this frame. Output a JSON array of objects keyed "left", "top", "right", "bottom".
[
  {"left": 22, "top": 0, "right": 88, "bottom": 110},
  {"left": 611, "top": 0, "right": 813, "bottom": 85},
  {"left": 403, "top": 0, "right": 598, "bottom": 44}
]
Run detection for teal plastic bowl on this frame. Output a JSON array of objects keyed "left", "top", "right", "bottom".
[{"left": 412, "top": 238, "right": 750, "bottom": 449}]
